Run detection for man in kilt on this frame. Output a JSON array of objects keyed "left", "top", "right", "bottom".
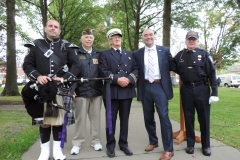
[{"left": 22, "top": 19, "right": 81, "bottom": 160}]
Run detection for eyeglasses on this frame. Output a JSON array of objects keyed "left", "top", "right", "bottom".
[
  {"left": 110, "top": 36, "right": 121, "bottom": 40},
  {"left": 187, "top": 38, "right": 197, "bottom": 41}
]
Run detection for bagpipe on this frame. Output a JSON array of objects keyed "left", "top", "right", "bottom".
[{"left": 21, "top": 77, "right": 112, "bottom": 120}]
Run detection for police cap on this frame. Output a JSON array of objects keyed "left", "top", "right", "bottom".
[{"left": 185, "top": 31, "right": 199, "bottom": 39}]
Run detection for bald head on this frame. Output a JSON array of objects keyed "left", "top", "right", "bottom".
[{"left": 142, "top": 29, "right": 155, "bottom": 48}]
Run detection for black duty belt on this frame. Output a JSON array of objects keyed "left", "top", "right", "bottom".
[{"left": 183, "top": 81, "right": 203, "bottom": 87}]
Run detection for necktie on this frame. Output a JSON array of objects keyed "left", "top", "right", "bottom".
[
  {"left": 148, "top": 49, "right": 154, "bottom": 83},
  {"left": 116, "top": 49, "right": 121, "bottom": 58},
  {"left": 187, "top": 50, "right": 194, "bottom": 82},
  {"left": 116, "top": 49, "right": 121, "bottom": 54}
]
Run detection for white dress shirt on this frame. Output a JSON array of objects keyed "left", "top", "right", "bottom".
[
  {"left": 144, "top": 45, "right": 161, "bottom": 80},
  {"left": 112, "top": 47, "right": 121, "bottom": 53}
]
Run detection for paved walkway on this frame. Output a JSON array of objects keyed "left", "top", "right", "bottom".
[{"left": 22, "top": 101, "right": 240, "bottom": 160}]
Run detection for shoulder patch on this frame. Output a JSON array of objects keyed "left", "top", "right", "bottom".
[
  {"left": 24, "top": 42, "right": 35, "bottom": 48},
  {"left": 68, "top": 43, "right": 79, "bottom": 48},
  {"left": 208, "top": 56, "right": 214, "bottom": 63}
]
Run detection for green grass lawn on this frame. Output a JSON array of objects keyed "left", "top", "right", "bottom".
[
  {"left": 0, "top": 86, "right": 23, "bottom": 104},
  {"left": 0, "top": 86, "right": 239, "bottom": 159},
  {"left": 0, "top": 112, "right": 39, "bottom": 160},
  {"left": 0, "top": 86, "right": 39, "bottom": 160},
  {"left": 169, "top": 87, "right": 240, "bottom": 150}
]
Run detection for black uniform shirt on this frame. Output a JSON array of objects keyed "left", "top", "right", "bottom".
[
  {"left": 23, "top": 38, "right": 81, "bottom": 80},
  {"left": 174, "top": 48, "right": 218, "bottom": 96}
]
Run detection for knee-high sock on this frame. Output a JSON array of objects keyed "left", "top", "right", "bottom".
[
  {"left": 39, "top": 126, "right": 51, "bottom": 143},
  {"left": 52, "top": 125, "right": 63, "bottom": 141}
]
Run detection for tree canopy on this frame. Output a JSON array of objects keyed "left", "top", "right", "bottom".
[{"left": 0, "top": 0, "right": 240, "bottom": 95}]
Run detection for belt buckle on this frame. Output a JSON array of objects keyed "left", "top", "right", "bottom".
[{"left": 190, "top": 82, "right": 195, "bottom": 87}]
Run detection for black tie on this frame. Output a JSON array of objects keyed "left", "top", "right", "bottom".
[
  {"left": 116, "top": 49, "right": 121, "bottom": 58},
  {"left": 187, "top": 50, "right": 194, "bottom": 82}
]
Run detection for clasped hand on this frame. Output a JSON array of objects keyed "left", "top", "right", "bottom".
[{"left": 117, "top": 77, "right": 130, "bottom": 87}]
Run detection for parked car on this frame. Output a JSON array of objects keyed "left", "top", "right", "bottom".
[
  {"left": 217, "top": 74, "right": 240, "bottom": 88},
  {"left": 17, "top": 75, "right": 29, "bottom": 85},
  {"left": 0, "top": 73, "right": 6, "bottom": 85}
]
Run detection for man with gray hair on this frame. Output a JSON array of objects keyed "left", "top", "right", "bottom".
[
  {"left": 71, "top": 28, "right": 103, "bottom": 155},
  {"left": 98, "top": 28, "right": 138, "bottom": 158},
  {"left": 173, "top": 31, "right": 219, "bottom": 156}
]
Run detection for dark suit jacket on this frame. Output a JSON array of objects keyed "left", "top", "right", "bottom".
[
  {"left": 133, "top": 45, "right": 174, "bottom": 100},
  {"left": 99, "top": 48, "right": 138, "bottom": 99}
]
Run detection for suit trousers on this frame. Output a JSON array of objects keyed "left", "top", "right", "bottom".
[
  {"left": 181, "top": 84, "right": 210, "bottom": 148},
  {"left": 72, "top": 96, "right": 102, "bottom": 147},
  {"left": 142, "top": 82, "right": 173, "bottom": 152},
  {"left": 103, "top": 98, "right": 132, "bottom": 149}
]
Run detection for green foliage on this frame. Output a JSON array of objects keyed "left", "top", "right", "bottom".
[
  {"left": 102, "top": 0, "right": 164, "bottom": 51},
  {"left": 0, "top": 1, "right": 6, "bottom": 31},
  {"left": 201, "top": 1, "right": 240, "bottom": 70},
  {"left": 172, "top": 0, "right": 201, "bottom": 29}
]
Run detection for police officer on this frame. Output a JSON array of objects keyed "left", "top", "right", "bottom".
[
  {"left": 98, "top": 28, "right": 138, "bottom": 158},
  {"left": 23, "top": 19, "right": 81, "bottom": 160},
  {"left": 173, "top": 31, "right": 219, "bottom": 156},
  {"left": 71, "top": 28, "right": 103, "bottom": 155}
]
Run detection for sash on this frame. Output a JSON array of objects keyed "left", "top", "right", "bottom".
[
  {"left": 34, "top": 40, "right": 65, "bottom": 67},
  {"left": 106, "top": 80, "right": 112, "bottom": 135}
]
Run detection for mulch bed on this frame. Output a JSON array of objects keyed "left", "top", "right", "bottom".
[
  {"left": 0, "top": 101, "right": 25, "bottom": 112},
  {"left": 0, "top": 100, "right": 24, "bottom": 105}
]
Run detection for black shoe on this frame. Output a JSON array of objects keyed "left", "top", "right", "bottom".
[
  {"left": 120, "top": 146, "right": 133, "bottom": 156},
  {"left": 186, "top": 147, "right": 194, "bottom": 154},
  {"left": 107, "top": 148, "right": 115, "bottom": 158},
  {"left": 202, "top": 147, "right": 211, "bottom": 156}
]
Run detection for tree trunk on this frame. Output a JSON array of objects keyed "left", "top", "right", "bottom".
[
  {"left": 1, "top": 0, "right": 20, "bottom": 96},
  {"left": 39, "top": 0, "right": 48, "bottom": 36},
  {"left": 162, "top": 0, "right": 171, "bottom": 47}
]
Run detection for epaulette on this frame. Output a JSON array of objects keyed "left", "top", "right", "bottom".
[
  {"left": 68, "top": 43, "right": 79, "bottom": 49},
  {"left": 62, "top": 39, "right": 69, "bottom": 44},
  {"left": 24, "top": 42, "right": 35, "bottom": 48}
]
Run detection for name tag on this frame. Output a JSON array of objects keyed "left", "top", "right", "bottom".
[
  {"left": 79, "top": 56, "right": 86, "bottom": 59},
  {"left": 92, "top": 58, "right": 98, "bottom": 64}
]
